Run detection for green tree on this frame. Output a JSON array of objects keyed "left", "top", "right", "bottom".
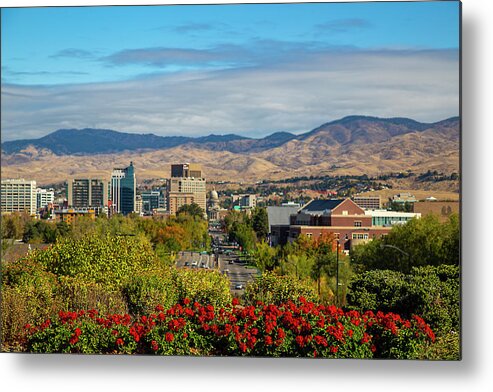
[
  {"left": 177, "top": 203, "right": 205, "bottom": 220},
  {"left": 351, "top": 214, "right": 460, "bottom": 273},
  {"left": 251, "top": 207, "right": 269, "bottom": 241},
  {"left": 253, "top": 240, "right": 278, "bottom": 272}
]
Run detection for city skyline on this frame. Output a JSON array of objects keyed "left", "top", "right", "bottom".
[{"left": 1, "top": 1, "right": 459, "bottom": 141}]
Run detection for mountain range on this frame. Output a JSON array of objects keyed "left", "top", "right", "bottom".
[{"left": 1, "top": 115, "right": 460, "bottom": 186}]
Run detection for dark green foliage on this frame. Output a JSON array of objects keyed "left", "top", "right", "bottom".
[
  {"left": 351, "top": 214, "right": 460, "bottom": 273},
  {"left": 251, "top": 207, "right": 269, "bottom": 241},
  {"left": 22, "top": 220, "right": 71, "bottom": 244},
  {"left": 177, "top": 203, "right": 205, "bottom": 220},
  {"left": 346, "top": 265, "right": 460, "bottom": 336}
]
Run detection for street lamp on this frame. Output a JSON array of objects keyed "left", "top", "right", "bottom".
[
  {"left": 336, "top": 239, "right": 340, "bottom": 306},
  {"left": 380, "top": 244, "right": 412, "bottom": 272}
]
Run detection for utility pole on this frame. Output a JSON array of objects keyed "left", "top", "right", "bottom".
[{"left": 336, "top": 239, "right": 340, "bottom": 306}]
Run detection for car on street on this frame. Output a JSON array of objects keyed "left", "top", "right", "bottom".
[{"left": 234, "top": 284, "right": 244, "bottom": 290}]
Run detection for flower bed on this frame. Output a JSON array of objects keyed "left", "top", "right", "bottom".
[{"left": 24, "top": 297, "right": 435, "bottom": 359}]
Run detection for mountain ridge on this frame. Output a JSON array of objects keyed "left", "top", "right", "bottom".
[{"left": 1, "top": 115, "right": 459, "bottom": 156}]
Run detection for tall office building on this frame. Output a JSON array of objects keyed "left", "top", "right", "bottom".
[
  {"left": 167, "top": 163, "right": 206, "bottom": 216},
  {"left": 110, "top": 162, "right": 136, "bottom": 216},
  {"left": 1, "top": 179, "right": 37, "bottom": 215},
  {"left": 171, "top": 163, "right": 202, "bottom": 178},
  {"left": 141, "top": 190, "right": 161, "bottom": 214},
  {"left": 66, "top": 178, "right": 108, "bottom": 209},
  {"left": 36, "top": 188, "right": 55, "bottom": 209}
]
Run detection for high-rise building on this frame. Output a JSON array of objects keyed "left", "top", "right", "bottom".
[
  {"left": 110, "top": 162, "right": 136, "bottom": 216},
  {"left": 353, "top": 196, "right": 381, "bottom": 210},
  {"left": 141, "top": 190, "right": 161, "bottom": 214},
  {"left": 67, "top": 178, "right": 108, "bottom": 209},
  {"left": 1, "top": 179, "right": 37, "bottom": 215},
  {"left": 36, "top": 188, "right": 55, "bottom": 209},
  {"left": 167, "top": 163, "right": 206, "bottom": 215},
  {"left": 171, "top": 163, "right": 202, "bottom": 178}
]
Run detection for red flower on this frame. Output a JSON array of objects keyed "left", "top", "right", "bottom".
[
  {"left": 295, "top": 335, "right": 305, "bottom": 347},
  {"left": 265, "top": 335, "right": 273, "bottom": 346},
  {"left": 74, "top": 327, "right": 82, "bottom": 336},
  {"left": 330, "top": 346, "right": 338, "bottom": 354},
  {"left": 232, "top": 298, "right": 240, "bottom": 306},
  {"left": 183, "top": 298, "right": 191, "bottom": 305},
  {"left": 116, "top": 338, "right": 124, "bottom": 345},
  {"left": 151, "top": 340, "right": 159, "bottom": 351},
  {"left": 165, "top": 332, "right": 174, "bottom": 342},
  {"left": 155, "top": 304, "right": 164, "bottom": 312}
]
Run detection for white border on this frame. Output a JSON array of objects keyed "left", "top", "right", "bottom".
[{"left": 2, "top": 1, "right": 492, "bottom": 391}]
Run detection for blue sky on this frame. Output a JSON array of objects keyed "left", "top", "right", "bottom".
[{"left": 1, "top": 1, "right": 460, "bottom": 140}]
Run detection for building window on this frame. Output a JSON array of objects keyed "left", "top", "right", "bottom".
[
  {"left": 354, "top": 221, "right": 362, "bottom": 227},
  {"left": 342, "top": 210, "right": 348, "bottom": 215},
  {"left": 352, "top": 233, "right": 369, "bottom": 240},
  {"left": 306, "top": 233, "right": 313, "bottom": 238}
]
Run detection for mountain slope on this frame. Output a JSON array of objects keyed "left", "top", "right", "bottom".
[{"left": 1, "top": 116, "right": 460, "bottom": 185}]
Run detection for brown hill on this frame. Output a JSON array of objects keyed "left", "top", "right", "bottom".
[{"left": 1, "top": 116, "right": 460, "bottom": 186}]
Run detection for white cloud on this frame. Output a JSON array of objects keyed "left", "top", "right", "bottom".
[{"left": 1, "top": 48, "right": 459, "bottom": 141}]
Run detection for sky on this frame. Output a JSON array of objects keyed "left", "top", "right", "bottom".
[{"left": 1, "top": 1, "right": 460, "bottom": 141}]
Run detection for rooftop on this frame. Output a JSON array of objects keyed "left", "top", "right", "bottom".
[{"left": 300, "top": 199, "right": 344, "bottom": 215}]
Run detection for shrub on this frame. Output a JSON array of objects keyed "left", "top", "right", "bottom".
[
  {"left": 31, "top": 233, "right": 157, "bottom": 287},
  {"left": 346, "top": 265, "right": 460, "bottom": 336},
  {"left": 123, "top": 269, "right": 178, "bottom": 315},
  {"left": 23, "top": 298, "right": 436, "bottom": 358},
  {"left": 57, "top": 276, "right": 128, "bottom": 315},
  {"left": 123, "top": 268, "right": 231, "bottom": 316},
  {"left": 1, "top": 258, "right": 61, "bottom": 350},
  {"left": 243, "top": 271, "right": 318, "bottom": 305}
]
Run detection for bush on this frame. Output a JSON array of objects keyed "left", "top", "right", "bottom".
[
  {"left": 123, "top": 268, "right": 231, "bottom": 316},
  {"left": 346, "top": 265, "right": 460, "bottom": 336},
  {"left": 23, "top": 298, "right": 436, "bottom": 358},
  {"left": 57, "top": 276, "right": 128, "bottom": 315},
  {"left": 31, "top": 233, "right": 157, "bottom": 287},
  {"left": 1, "top": 259, "right": 61, "bottom": 350},
  {"left": 123, "top": 270, "right": 178, "bottom": 315},
  {"left": 243, "top": 272, "right": 318, "bottom": 305}
]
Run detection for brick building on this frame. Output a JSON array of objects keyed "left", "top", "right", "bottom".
[{"left": 288, "top": 199, "right": 394, "bottom": 250}]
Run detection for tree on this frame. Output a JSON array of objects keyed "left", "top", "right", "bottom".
[
  {"left": 351, "top": 214, "right": 460, "bottom": 273},
  {"left": 176, "top": 203, "right": 205, "bottom": 220},
  {"left": 253, "top": 240, "right": 278, "bottom": 272},
  {"left": 251, "top": 207, "right": 269, "bottom": 241}
]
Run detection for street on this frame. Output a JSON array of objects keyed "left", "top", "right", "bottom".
[{"left": 175, "top": 235, "right": 259, "bottom": 294}]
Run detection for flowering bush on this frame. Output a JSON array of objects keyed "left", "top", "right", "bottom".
[{"left": 24, "top": 297, "right": 434, "bottom": 358}]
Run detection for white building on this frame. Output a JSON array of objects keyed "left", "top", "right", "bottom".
[
  {"left": 365, "top": 210, "right": 421, "bottom": 227},
  {"left": 1, "top": 179, "right": 37, "bottom": 215},
  {"left": 36, "top": 188, "right": 55, "bottom": 209},
  {"left": 232, "top": 194, "right": 257, "bottom": 209}
]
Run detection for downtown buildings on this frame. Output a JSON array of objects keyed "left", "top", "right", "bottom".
[
  {"left": 167, "top": 163, "right": 206, "bottom": 216},
  {"left": 1, "top": 178, "right": 37, "bottom": 215},
  {"left": 110, "top": 162, "right": 136, "bottom": 216}
]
